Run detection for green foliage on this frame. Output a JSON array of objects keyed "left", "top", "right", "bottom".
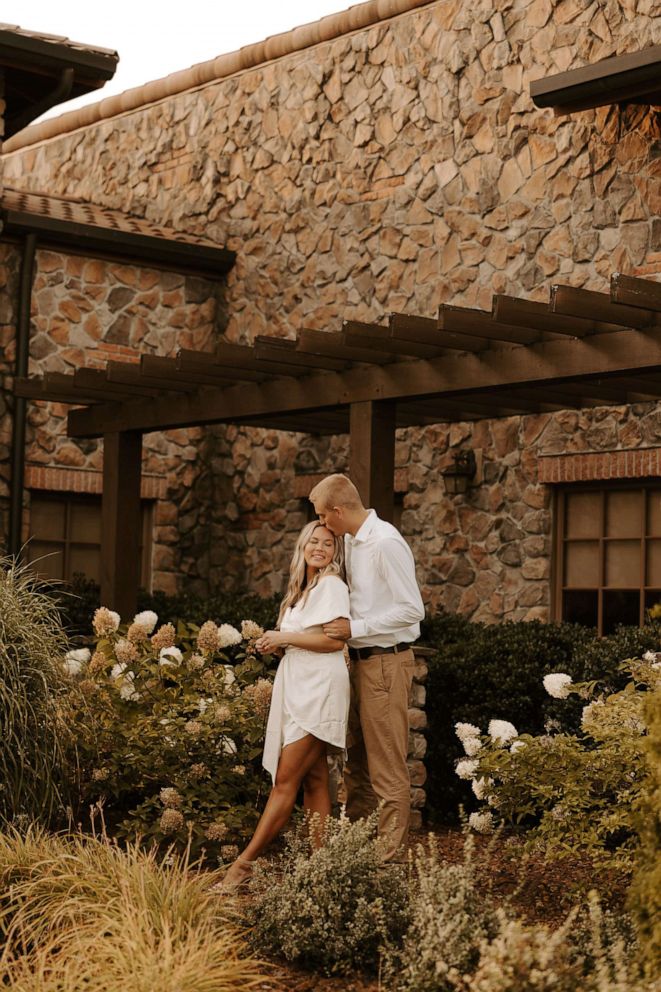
[
  {"left": 51, "top": 574, "right": 279, "bottom": 639},
  {"left": 628, "top": 683, "right": 661, "bottom": 980},
  {"left": 464, "top": 661, "right": 658, "bottom": 869},
  {"left": 248, "top": 812, "right": 410, "bottom": 975},
  {"left": 70, "top": 609, "right": 276, "bottom": 859},
  {"left": 421, "top": 614, "right": 661, "bottom": 823},
  {"left": 0, "top": 558, "right": 77, "bottom": 826}
]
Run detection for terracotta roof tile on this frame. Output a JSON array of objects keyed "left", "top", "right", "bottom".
[
  {"left": 0, "top": 22, "right": 118, "bottom": 60},
  {"left": 2, "top": 186, "right": 222, "bottom": 251},
  {"left": 4, "top": 0, "right": 436, "bottom": 153}
]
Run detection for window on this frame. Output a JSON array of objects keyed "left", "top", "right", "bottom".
[
  {"left": 555, "top": 484, "right": 661, "bottom": 635},
  {"left": 27, "top": 493, "right": 153, "bottom": 589}
]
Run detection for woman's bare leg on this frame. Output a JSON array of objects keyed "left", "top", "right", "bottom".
[
  {"left": 236, "top": 734, "right": 328, "bottom": 866},
  {"left": 303, "top": 752, "right": 331, "bottom": 849}
]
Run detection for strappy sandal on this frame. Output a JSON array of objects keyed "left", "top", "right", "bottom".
[{"left": 209, "top": 856, "right": 254, "bottom": 894}]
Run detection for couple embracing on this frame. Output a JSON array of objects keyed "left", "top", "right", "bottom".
[{"left": 221, "top": 473, "right": 425, "bottom": 890}]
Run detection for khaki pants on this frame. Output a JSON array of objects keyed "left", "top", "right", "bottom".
[{"left": 344, "top": 648, "right": 415, "bottom": 862}]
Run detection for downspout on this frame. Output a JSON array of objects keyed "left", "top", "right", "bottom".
[{"left": 8, "top": 233, "right": 37, "bottom": 556}]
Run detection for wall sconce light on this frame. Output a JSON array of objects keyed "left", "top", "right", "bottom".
[{"left": 442, "top": 448, "right": 480, "bottom": 496}]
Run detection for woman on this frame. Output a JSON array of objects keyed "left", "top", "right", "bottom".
[{"left": 219, "top": 520, "right": 350, "bottom": 890}]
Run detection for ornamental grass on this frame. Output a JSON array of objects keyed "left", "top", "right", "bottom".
[
  {"left": 0, "top": 557, "right": 76, "bottom": 826},
  {"left": 0, "top": 826, "right": 269, "bottom": 992}
]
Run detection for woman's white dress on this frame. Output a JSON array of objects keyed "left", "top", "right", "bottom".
[{"left": 262, "top": 574, "right": 351, "bottom": 783}]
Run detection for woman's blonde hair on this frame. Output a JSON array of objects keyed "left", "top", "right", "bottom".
[{"left": 277, "top": 521, "right": 344, "bottom": 626}]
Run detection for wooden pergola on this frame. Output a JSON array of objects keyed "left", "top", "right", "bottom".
[{"left": 15, "top": 272, "right": 661, "bottom": 616}]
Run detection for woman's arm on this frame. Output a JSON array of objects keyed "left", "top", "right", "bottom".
[{"left": 255, "top": 629, "right": 345, "bottom": 655}]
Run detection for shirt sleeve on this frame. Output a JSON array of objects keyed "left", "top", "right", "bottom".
[
  {"left": 299, "top": 576, "right": 351, "bottom": 630},
  {"left": 349, "top": 537, "right": 425, "bottom": 639}
]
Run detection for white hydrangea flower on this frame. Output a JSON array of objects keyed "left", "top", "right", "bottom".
[
  {"left": 119, "top": 672, "right": 140, "bottom": 702},
  {"left": 510, "top": 740, "right": 526, "bottom": 754},
  {"left": 133, "top": 610, "right": 158, "bottom": 634},
  {"left": 455, "top": 758, "right": 479, "bottom": 780},
  {"left": 455, "top": 721, "right": 481, "bottom": 742},
  {"left": 197, "top": 697, "right": 213, "bottom": 715},
  {"left": 110, "top": 662, "right": 127, "bottom": 681},
  {"left": 159, "top": 646, "right": 183, "bottom": 668},
  {"left": 471, "top": 776, "right": 493, "bottom": 801},
  {"left": 217, "top": 624, "right": 242, "bottom": 648},
  {"left": 469, "top": 810, "right": 495, "bottom": 834},
  {"left": 462, "top": 736, "right": 482, "bottom": 757},
  {"left": 219, "top": 735, "right": 238, "bottom": 755},
  {"left": 63, "top": 648, "right": 91, "bottom": 676},
  {"left": 489, "top": 719, "right": 518, "bottom": 745},
  {"left": 543, "top": 673, "right": 573, "bottom": 699},
  {"left": 222, "top": 664, "right": 237, "bottom": 687}
]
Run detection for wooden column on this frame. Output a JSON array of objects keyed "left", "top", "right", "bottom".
[
  {"left": 349, "top": 400, "right": 396, "bottom": 521},
  {"left": 101, "top": 430, "right": 142, "bottom": 619}
]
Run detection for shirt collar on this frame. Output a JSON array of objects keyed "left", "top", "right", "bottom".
[{"left": 348, "top": 508, "right": 377, "bottom": 543}]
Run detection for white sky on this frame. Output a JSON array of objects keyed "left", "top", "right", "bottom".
[{"left": 7, "top": 0, "right": 351, "bottom": 123}]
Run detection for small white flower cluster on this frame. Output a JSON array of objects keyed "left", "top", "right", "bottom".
[
  {"left": 133, "top": 610, "right": 158, "bottom": 634},
  {"left": 109, "top": 660, "right": 139, "bottom": 701},
  {"left": 455, "top": 721, "right": 482, "bottom": 756},
  {"left": 62, "top": 647, "right": 91, "bottom": 677},
  {"left": 468, "top": 810, "right": 494, "bottom": 834},
  {"left": 643, "top": 649, "right": 661, "bottom": 670},
  {"left": 455, "top": 758, "right": 479, "bottom": 780},
  {"left": 159, "top": 646, "right": 183, "bottom": 668},
  {"left": 543, "top": 672, "right": 573, "bottom": 699}
]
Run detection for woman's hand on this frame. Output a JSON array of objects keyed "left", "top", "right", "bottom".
[{"left": 255, "top": 630, "right": 287, "bottom": 654}]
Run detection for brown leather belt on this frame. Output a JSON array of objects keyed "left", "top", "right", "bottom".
[{"left": 348, "top": 642, "right": 411, "bottom": 661}]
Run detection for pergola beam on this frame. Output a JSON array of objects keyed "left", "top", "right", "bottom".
[
  {"left": 67, "top": 323, "right": 661, "bottom": 438},
  {"left": 349, "top": 400, "right": 395, "bottom": 522},
  {"left": 101, "top": 431, "right": 142, "bottom": 617}
]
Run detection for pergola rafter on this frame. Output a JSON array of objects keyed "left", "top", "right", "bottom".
[{"left": 13, "top": 272, "right": 661, "bottom": 615}]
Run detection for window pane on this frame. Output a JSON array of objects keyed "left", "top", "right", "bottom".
[
  {"left": 605, "top": 540, "right": 640, "bottom": 587},
  {"left": 562, "top": 590, "right": 598, "bottom": 629},
  {"left": 69, "top": 545, "right": 101, "bottom": 584},
  {"left": 603, "top": 590, "right": 640, "bottom": 635},
  {"left": 605, "top": 490, "right": 642, "bottom": 538},
  {"left": 564, "top": 541, "right": 599, "bottom": 587},
  {"left": 647, "top": 491, "right": 661, "bottom": 536},
  {"left": 30, "top": 498, "right": 66, "bottom": 541},
  {"left": 565, "top": 492, "right": 601, "bottom": 539},
  {"left": 27, "top": 542, "right": 64, "bottom": 580},
  {"left": 647, "top": 540, "right": 661, "bottom": 587},
  {"left": 70, "top": 502, "right": 102, "bottom": 544}
]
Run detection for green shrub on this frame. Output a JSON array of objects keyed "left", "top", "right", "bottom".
[
  {"left": 461, "top": 660, "right": 658, "bottom": 869},
  {"left": 69, "top": 608, "right": 276, "bottom": 858},
  {"left": 421, "top": 615, "right": 661, "bottom": 823},
  {"left": 0, "top": 558, "right": 77, "bottom": 826},
  {"left": 628, "top": 683, "right": 661, "bottom": 980},
  {"left": 248, "top": 811, "right": 409, "bottom": 975},
  {"left": 51, "top": 574, "right": 279, "bottom": 640}
]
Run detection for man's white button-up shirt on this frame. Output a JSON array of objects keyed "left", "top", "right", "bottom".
[{"left": 345, "top": 509, "right": 425, "bottom": 647}]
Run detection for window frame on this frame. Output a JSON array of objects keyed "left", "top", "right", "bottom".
[
  {"left": 27, "top": 491, "right": 154, "bottom": 590},
  {"left": 552, "top": 480, "right": 661, "bottom": 634}
]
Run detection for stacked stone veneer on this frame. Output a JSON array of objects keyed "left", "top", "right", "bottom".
[{"left": 2, "top": 0, "right": 661, "bottom": 618}]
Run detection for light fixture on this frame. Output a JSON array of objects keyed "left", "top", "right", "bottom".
[{"left": 442, "top": 448, "right": 477, "bottom": 496}]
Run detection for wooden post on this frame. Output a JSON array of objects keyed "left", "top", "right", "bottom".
[
  {"left": 101, "top": 430, "right": 142, "bottom": 619},
  {"left": 349, "top": 400, "right": 396, "bottom": 522}
]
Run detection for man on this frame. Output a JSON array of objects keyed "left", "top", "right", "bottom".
[{"left": 309, "top": 473, "right": 425, "bottom": 862}]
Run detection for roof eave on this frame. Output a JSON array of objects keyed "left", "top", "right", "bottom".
[{"left": 1, "top": 209, "right": 236, "bottom": 277}]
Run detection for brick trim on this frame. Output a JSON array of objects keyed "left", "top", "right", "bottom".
[
  {"left": 25, "top": 465, "right": 166, "bottom": 499},
  {"left": 294, "top": 469, "right": 409, "bottom": 499},
  {"left": 538, "top": 448, "right": 661, "bottom": 484}
]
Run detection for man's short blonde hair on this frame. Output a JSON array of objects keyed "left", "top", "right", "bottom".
[{"left": 309, "top": 473, "right": 364, "bottom": 511}]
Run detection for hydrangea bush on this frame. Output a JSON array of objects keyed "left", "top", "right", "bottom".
[
  {"left": 455, "top": 657, "right": 660, "bottom": 869},
  {"left": 64, "top": 607, "right": 275, "bottom": 859}
]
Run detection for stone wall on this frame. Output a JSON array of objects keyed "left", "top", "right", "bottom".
[
  {"left": 3, "top": 0, "right": 661, "bottom": 615},
  {"left": 0, "top": 242, "right": 20, "bottom": 545},
  {"left": 0, "top": 244, "right": 226, "bottom": 592}
]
